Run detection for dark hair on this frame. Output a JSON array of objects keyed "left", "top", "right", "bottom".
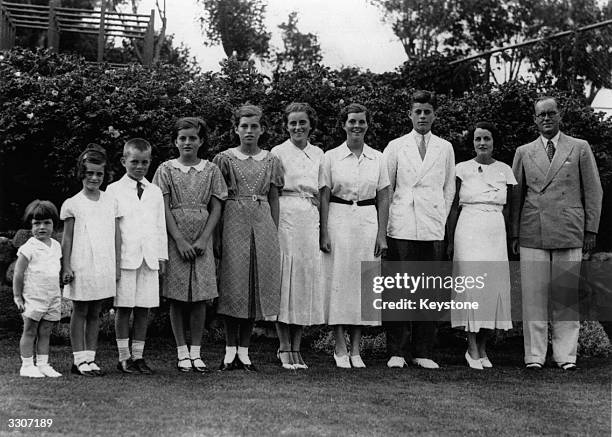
[
  {"left": 411, "top": 90, "right": 438, "bottom": 110},
  {"left": 76, "top": 143, "right": 107, "bottom": 181},
  {"left": 232, "top": 104, "right": 266, "bottom": 129},
  {"left": 124, "top": 138, "right": 152, "bottom": 156},
  {"left": 469, "top": 121, "right": 500, "bottom": 144},
  {"left": 337, "top": 103, "right": 370, "bottom": 127},
  {"left": 172, "top": 117, "right": 208, "bottom": 144},
  {"left": 534, "top": 95, "right": 560, "bottom": 112},
  {"left": 283, "top": 102, "right": 318, "bottom": 131},
  {"left": 23, "top": 199, "right": 59, "bottom": 229}
]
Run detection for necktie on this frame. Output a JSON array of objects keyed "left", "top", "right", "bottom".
[
  {"left": 418, "top": 135, "right": 427, "bottom": 160},
  {"left": 546, "top": 140, "right": 555, "bottom": 162},
  {"left": 137, "top": 181, "right": 144, "bottom": 199}
]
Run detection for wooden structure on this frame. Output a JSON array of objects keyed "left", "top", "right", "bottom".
[{"left": 0, "top": 0, "right": 155, "bottom": 65}]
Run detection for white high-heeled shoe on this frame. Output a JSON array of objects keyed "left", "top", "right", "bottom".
[
  {"left": 333, "top": 353, "right": 351, "bottom": 369},
  {"left": 465, "top": 351, "right": 483, "bottom": 370}
]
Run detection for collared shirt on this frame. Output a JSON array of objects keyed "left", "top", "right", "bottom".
[
  {"left": 271, "top": 139, "right": 323, "bottom": 198},
  {"left": 383, "top": 130, "right": 456, "bottom": 240},
  {"left": 319, "top": 142, "right": 389, "bottom": 201},
  {"left": 106, "top": 174, "right": 168, "bottom": 270},
  {"left": 18, "top": 237, "right": 61, "bottom": 296},
  {"left": 540, "top": 131, "right": 560, "bottom": 151},
  {"left": 170, "top": 158, "right": 207, "bottom": 172}
]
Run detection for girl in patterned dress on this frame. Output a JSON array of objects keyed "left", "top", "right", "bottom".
[
  {"left": 213, "top": 105, "right": 284, "bottom": 371},
  {"left": 153, "top": 118, "right": 227, "bottom": 373}
]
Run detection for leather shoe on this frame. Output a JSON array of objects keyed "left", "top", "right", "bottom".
[
  {"left": 412, "top": 358, "right": 440, "bottom": 369},
  {"left": 387, "top": 356, "right": 407, "bottom": 368},
  {"left": 218, "top": 360, "right": 235, "bottom": 371},
  {"left": 465, "top": 351, "right": 483, "bottom": 370},
  {"left": 133, "top": 358, "right": 153, "bottom": 374},
  {"left": 117, "top": 359, "right": 138, "bottom": 374},
  {"left": 71, "top": 362, "right": 94, "bottom": 377},
  {"left": 191, "top": 358, "right": 210, "bottom": 373},
  {"left": 235, "top": 357, "right": 257, "bottom": 372}
]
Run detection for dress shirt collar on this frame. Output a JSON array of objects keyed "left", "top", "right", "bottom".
[
  {"left": 121, "top": 173, "right": 150, "bottom": 187},
  {"left": 231, "top": 147, "right": 267, "bottom": 161},
  {"left": 540, "top": 131, "right": 560, "bottom": 149},
  {"left": 410, "top": 130, "right": 432, "bottom": 145},
  {"left": 339, "top": 142, "right": 375, "bottom": 160},
  {"left": 170, "top": 158, "right": 206, "bottom": 173},
  {"left": 286, "top": 139, "right": 316, "bottom": 160}
]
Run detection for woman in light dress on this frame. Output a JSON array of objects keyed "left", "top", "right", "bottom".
[
  {"left": 319, "top": 103, "right": 390, "bottom": 369},
  {"left": 271, "top": 103, "right": 325, "bottom": 370},
  {"left": 447, "top": 122, "right": 516, "bottom": 369}
]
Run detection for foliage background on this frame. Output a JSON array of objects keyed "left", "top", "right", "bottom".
[{"left": 1, "top": 48, "right": 611, "bottom": 247}]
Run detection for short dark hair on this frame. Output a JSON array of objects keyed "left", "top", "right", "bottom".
[
  {"left": 534, "top": 95, "right": 560, "bottom": 112},
  {"left": 23, "top": 199, "right": 59, "bottom": 229},
  {"left": 469, "top": 121, "right": 500, "bottom": 144},
  {"left": 283, "top": 102, "right": 318, "bottom": 131},
  {"left": 411, "top": 90, "right": 437, "bottom": 110},
  {"left": 76, "top": 143, "right": 107, "bottom": 181},
  {"left": 338, "top": 103, "right": 370, "bottom": 127},
  {"left": 172, "top": 117, "right": 208, "bottom": 144},
  {"left": 232, "top": 104, "right": 266, "bottom": 128},
  {"left": 124, "top": 138, "right": 152, "bottom": 156}
]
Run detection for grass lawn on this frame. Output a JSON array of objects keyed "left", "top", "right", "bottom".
[{"left": 0, "top": 334, "right": 609, "bottom": 437}]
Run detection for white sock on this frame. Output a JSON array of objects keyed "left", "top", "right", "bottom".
[
  {"left": 177, "top": 345, "right": 189, "bottom": 360},
  {"left": 132, "top": 341, "right": 145, "bottom": 360},
  {"left": 224, "top": 346, "right": 237, "bottom": 364},
  {"left": 237, "top": 346, "right": 251, "bottom": 365},
  {"left": 73, "top": 351, "right": 87, "bottom": 365},
  {"left": 36, "top": 355, "right": 49, "bottom": 366},
  {"left": 85, "top": 350, "right": 96, "bottom": 363},
  {"left": 189, "top": 345, "right": 201, "bottom": 360},
  {"left": 21, "top": 356, "right": 34, "bottom": 367},
  {"left": 116, "top": 338, "right": 130, "bottom": 361}
]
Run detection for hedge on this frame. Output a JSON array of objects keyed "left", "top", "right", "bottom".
[{"left": 1, "top": 48, "right": 611, "bottom": 247}]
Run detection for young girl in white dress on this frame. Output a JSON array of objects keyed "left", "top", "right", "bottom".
[
  {"left": 61, "top": 144, "right": 120, "bottom": 376},
  {"left": 13, "top": 200, "right": 63, "bottom": 377}
]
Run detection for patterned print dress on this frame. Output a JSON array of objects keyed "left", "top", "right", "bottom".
[
  {"left": 213, "top": 148, "right": 284, "bottom": 320},
  {"left": 153, "top": 159, "right": 228, "bottom": 302}
]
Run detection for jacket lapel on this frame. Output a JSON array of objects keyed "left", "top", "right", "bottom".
[
  {"left": 542, "top": 133, "right": 574, "bottom": 189},
  {"left": 527, "top": 139, "right": 550, "bottom": 178},
  {"left": 417, "top": 140, "right": 442, "bottom": 181}
]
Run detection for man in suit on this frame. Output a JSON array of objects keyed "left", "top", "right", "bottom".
[
  {"left": 382, "top": 90, "right": 455, "bottom": 369},
  {"left": 511, "top": 96, "right": 602, "bottom": 370}
]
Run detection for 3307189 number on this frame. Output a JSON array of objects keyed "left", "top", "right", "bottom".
[{"left": 7, "top": 418, "right": 53, "bottom": 428}]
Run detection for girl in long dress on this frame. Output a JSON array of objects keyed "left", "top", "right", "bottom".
[
  {"left": 447, "top": 122, "right": 516, "bottom": 369},
  {"left": 271, "top": 103, "right": 325, "bottom": 370},
  {"left": 319, "top": 103, "right": 390, "bottom": 368}
]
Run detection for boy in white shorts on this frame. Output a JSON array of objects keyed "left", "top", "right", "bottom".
[
  {"left": 13, "top": 200, "right": 63, "bottom": 377},
  {"left": 107, "top": 138, "right": 167, "bottom": 374}
]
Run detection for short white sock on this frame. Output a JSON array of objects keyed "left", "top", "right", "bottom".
[
  {"left": 177, "top": 345, "right": 189, "bottom": 360},
  {"left": 73, "top": 351, "right": 87, "bottom": 365},
  {"left": 189, "top": 345, "right": 201, "bottom": 360},
  {"left": 85, "top": 350, "right": 96, "bottom": 363},
  {"left": 36, "top": 355, "right": 49, "bottom": 365},
  {"left": 21, "top": 356, "right": 34, "bottom": 367},
  {"left": 132, "top": 341, "right": 145, "bottom": 360},
  {"left": 237, "top": 346, "right": 251, "bottom": 365},
  {"left": 116, "top": 338, "right": 130, "bottom": 361},
  {"left": 224, "top": 346, "right": 237, "bottom": 364}
]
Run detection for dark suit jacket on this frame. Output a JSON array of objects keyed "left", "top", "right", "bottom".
[{"left": 511, "top": 132, "right": 602, "bottom": 249}]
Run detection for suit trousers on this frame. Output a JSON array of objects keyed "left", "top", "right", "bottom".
[
  {"left": 384, "top": 238, "right": 443, "bottom": 359},
  {"left": 520, "top": 246, "right": 582, "bottom": 365}
]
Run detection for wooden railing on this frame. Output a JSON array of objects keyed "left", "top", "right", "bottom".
[{"left": 0, "top": 0, "right": 155, "bottom": 65}]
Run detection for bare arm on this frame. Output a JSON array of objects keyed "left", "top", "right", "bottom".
[
  {"left": 162, "top": 194, "right": 196, "bottom": 261},
  {"left": 268, "top": 184, "right": 280, "bottom": 228},
  {"left": 12, "top": 255, "right": 28, "bottom": 311},
  {"left": 511, "top": 149, "right": 525, "bottom": 255},
  {"left": 115, "top": 218, "right": 121, "bottom": 281},
  {"left": 319, "top": 186, "right": 331, "bottom": 253},
  {"left": 446, "top": 178, "right": 462, "bottom": 259},
  {"left": 61, "top": 217, "right": 75, "bottom": 284},
  {"left": 374, "top": 187, "right": 390, "bottom": 257}
]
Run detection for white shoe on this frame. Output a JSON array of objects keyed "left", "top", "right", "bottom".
[
  {"left": 350, "top": 355, "right": 366, "bottom": 368},
  {"left": 20, "top": 365, "right": 45, "bottom": 378},
  {"left": 333, "top": 353, "right": 351, "bottom": 369},
  {"left": 480, "top": 357, "right": 493, "bottom": 368},
  {"left": 412, "top": 358, "right": 440, "bottom": 369},
  {"left": 387, "top": 356, "right": 407, "bottom": 368},
  {"left": 465, "top": 351, "right": 483, "bottom": 370},
  {"left": 36, "top": 364, "right": 62, "bottom": 377}
]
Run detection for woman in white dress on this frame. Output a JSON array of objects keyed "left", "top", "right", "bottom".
[
  {"left": 447, "top": 122, "right": 516, "bottom": 369},
  {"left": 271, "top": 103, "right": 324, "bottom": 370},
  {"left": 319, "top": 103, "right": 390, "bottom": 368}
]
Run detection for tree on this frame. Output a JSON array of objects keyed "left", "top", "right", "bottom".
[
  {"left": 197, "top": 0, "right": 271, "bottom": 60},
  {"left": 274, "top": 12, "right": 322, "bottom": 73}
]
